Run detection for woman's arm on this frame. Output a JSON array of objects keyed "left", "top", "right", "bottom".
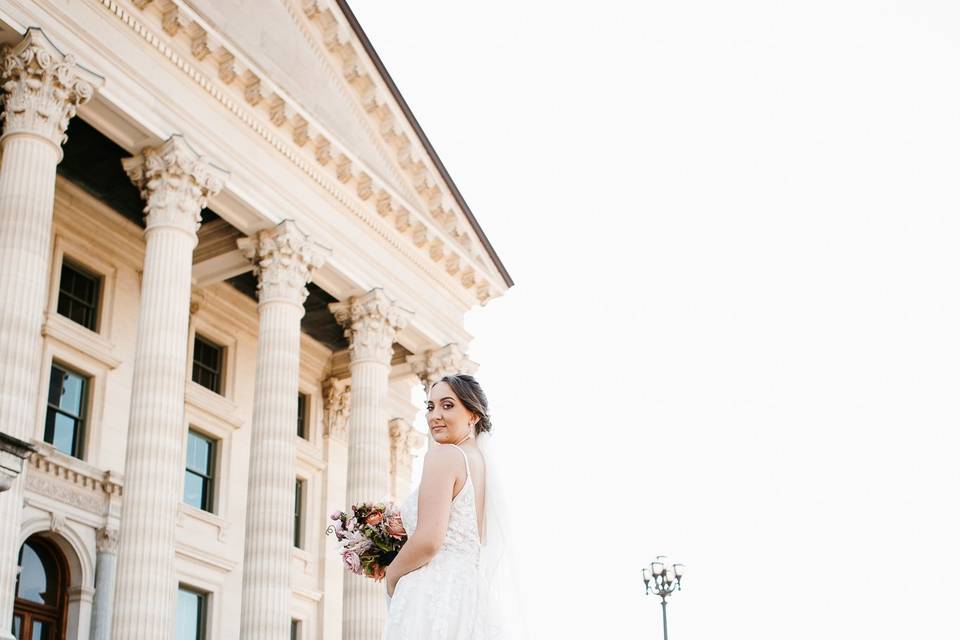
[{"left": 385, "top": 445, "right": 463, "bottom": 596}]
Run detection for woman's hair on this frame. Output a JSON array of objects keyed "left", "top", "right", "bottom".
[{"left": 431, "top": 374, "right": 492, "bottom": 435}]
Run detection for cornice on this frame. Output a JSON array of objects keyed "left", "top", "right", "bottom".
[
  {"left": 321, "top": 0, "right": 514, "bottom": 289},
  {"left": 25, "top": 444, "right": 123, "bottom": 517},
  {"left": 292, "top": 1, "right": 498, "bottom": 279},
  {"left": 97, "top": 0, "right": 497, "bottom": 306},
  {"left": 292, "top": 0, "right": 509, "bottom": 292}
]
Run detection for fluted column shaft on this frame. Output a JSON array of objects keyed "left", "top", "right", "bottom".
[
  {"left": 112, "top": 138, "right": 226, "bottom": 640},
  {"left": 0, "top": 30, "right": 96, "bottom": 638},
  {"left": 331, "top": 290, "right": 411, "bottom": 640},
  {"left": 90, "top": 528, "right": 119, "bottom": 640},
  {"left": 239, "top": 221, "right": 326, "bottom": 640}
]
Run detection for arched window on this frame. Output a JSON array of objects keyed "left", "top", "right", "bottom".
[{"left": 12, "top": 536, "right": 69, "bottom": 640}]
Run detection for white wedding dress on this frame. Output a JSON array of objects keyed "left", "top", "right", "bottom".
[{"left": 383, "top": 443, "right": 485, "bottom": 639}]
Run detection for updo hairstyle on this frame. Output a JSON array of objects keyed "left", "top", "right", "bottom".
[{"left": 431, "top": 374, "right": 492, "bottom": 435}]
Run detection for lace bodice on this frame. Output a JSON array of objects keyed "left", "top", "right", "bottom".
[{"left": 400, "top": 444, "right": 481, "bottom": 560}]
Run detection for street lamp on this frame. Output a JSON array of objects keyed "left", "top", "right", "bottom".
[{"left": 643, "top": 555, "right": 684, "bottom": 640}]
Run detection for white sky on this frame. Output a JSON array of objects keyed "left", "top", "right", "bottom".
[{"left": 349, "top": 1, "right": 960, "bottom": 638}]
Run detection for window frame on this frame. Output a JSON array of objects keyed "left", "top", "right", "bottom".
[
  {"left": 44, "top": 361, "right": 90, "bottom": 459},
  {"left": 56, "top": 258, "right": 102, "bottom": 332},
  {"left": 191, "top": 334, "right": 224, "bottom": 395},
  {"left": 46, "top": 231, "right": 120, "bottom": 343},
  {"left": 296, "top": 392, "right": 308, "bottom": 439},
  {"left": 13, "top": 536, "right": 70, "bottom": 640},
  {"left": 183, "top": 428, "right": 218, "bottom": 514},
  {"left": 293, "top": 477, "right": 305, "bottom": 550},
  {"left": 176, "top": 584, "right": 209, "bottom": 640}
]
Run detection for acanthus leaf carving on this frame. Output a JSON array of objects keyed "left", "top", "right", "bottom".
[
  {"left": 237, "top": 220, "right": 329, "bottom": 307},
  {"left": 0, "top": 29, "right": 99, "bottom": 153},
  {"left": 330, "top": 289, "right": 411, "bottom": 364},
  {"left": 406, "top": 343, "right": 478, "bottom": 391},
  {"left": 96, "top": 526, "right": 120, "bottom": 553},
  {"left": 122, "top": 135, "right": 228, "bottom": 235}
]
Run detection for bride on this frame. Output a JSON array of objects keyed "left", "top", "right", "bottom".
[{"left": 382, "top": 374, "right": 522, "bottom": 639}]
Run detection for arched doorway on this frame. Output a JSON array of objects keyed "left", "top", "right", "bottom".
[{"left": 12, "top": 535, "right": 69, "bottom": 640}]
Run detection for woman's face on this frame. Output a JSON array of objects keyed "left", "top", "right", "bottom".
[{"left": 426, "top": 381, "right": 476, "bottom": 444}]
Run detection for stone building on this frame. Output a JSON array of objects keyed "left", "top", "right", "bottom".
[{"left": 0, "top": 1, "right": 511, "bottom": 638}]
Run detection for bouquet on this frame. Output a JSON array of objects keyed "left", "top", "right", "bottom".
[{"left": 327, "top": 502, "right": 407, "bottom": 580}]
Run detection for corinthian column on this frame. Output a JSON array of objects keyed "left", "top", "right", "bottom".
[
  {"left": 330, "top": 289, "right": 411, "bottom": 640},
  {"left": 111, "top": 137, "right": 227, "bottom": 640},
  {"left": 90, "top": 527, "right": 119, "bottom": 640},
  {"left": 0, "top": 30, "right": 98, "bottom": 637},
  {"left": 407, "top": 344, "right": 478, "bottom": 450},
  {"left": 238, "top": 221, "right": 328, "bottom": 640}
]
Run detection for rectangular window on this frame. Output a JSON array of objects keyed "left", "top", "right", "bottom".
[
  {"left": 56, "top": 260, "right": 100, "bottom": 331},
  {"left": 290, "top": 619, "right": 300, "bottom": 640},
  {"left": 294, "top": 478, "right": 304, "bottom": 549},
  {"left": 44, "top": 364, "right": 88, "bottom": 458},
  {"left": 176, "top": 585, "right": 207, "bottom": 640},
  {"left": 297, "top": 393, "right": 307, "bottom": 439},
  {"left": 192, "top": 335, "right": 223, "bottom": 394},
  {"left": 184, "top": 430, "right": 216, "bottom": 513}
]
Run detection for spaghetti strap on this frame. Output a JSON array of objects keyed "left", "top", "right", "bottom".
[{"left": 449, "top": 444, "right": 471, "bottom": 480}]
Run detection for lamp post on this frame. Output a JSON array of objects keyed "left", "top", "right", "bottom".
[{"left": 642, "top": 555, "right": 684, "bottom": 640}]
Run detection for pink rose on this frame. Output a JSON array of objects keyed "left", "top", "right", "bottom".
[
  {"left": 365, "top": 511, "right": 383, "bottom": 526},
  {"left": 343, "top": 551, "right": 361, "bottom": 575}
]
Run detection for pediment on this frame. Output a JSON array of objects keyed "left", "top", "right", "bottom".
[
  {"left": 132, "top": 0, "right": 511, "bottom": 303},
  {"left": 187, "top": 0, "right": 402, "bottom": 194}
]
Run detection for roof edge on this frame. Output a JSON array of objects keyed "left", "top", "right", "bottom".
[{"left": 335, "top": 0, "right": 514, "bottom": 289}]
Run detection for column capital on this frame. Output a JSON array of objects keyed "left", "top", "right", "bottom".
[
  {"left": 237, "top": 220, "right": 330, "bottom": 307},
  {"left": 0, "top": 28, "right": 101, "bottom": 156},
  {"left": 389, "top": 418, "right": 426, "bottom": 474},
  {"left": 406, "top": 343, "right": 478, "bottom": 389},
  {"left": 330, "top": 289, "right": 412, "bottom": 364},
  {"left": 96, "top": 527, "right": 119, "bottom": 554},
  {"left": 122, "top": 136, "right": 228, "bottom": 238}
]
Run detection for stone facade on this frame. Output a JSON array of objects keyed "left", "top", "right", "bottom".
[{"left": 0, "top": 2, "right": 508, "bottom": 639}]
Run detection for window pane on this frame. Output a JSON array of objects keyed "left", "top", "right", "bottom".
[
  {"left": 48, "top": 413, "right": 78, "bottom": 457},
  {"left": 11, "top": 615, "right": 21, "bottom": 640},
  {"left": 57, "top": 262, "right": 100, "bottom": 331},
  {"left": 186, "top": 432, "right": 212, "bottom": 474},
  {"left": 183, "top": 472, "right": 206, "bottom": 511},
  {"left": 290, "top": 619, "right": 300, "bottom": 640},
  {"left": 294, "top": 479, "right": 303, "bottom": 549},
  {"left": 176, "top": 588, "right": 205, "bottom": 640},
  {"left": 16, "top": 543, "right": 48, "bottom": 604},
  {"left": 184, "top": 431, "right": 215, "bottom": 512},
  {"left": 192, "top": 336, "right": 223, "bottom": 394},
  {"left": 58, "top": 371, "right": 85, "bottom": 415},
  {"left": 30, "top": 621, "right": 51, "bottom": 640},
  {"left": 296, "top": 394, "right": 306, "bottom": 439},
  {"left": 46, "top": 367, "right": 64, "bottom": 406}
]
